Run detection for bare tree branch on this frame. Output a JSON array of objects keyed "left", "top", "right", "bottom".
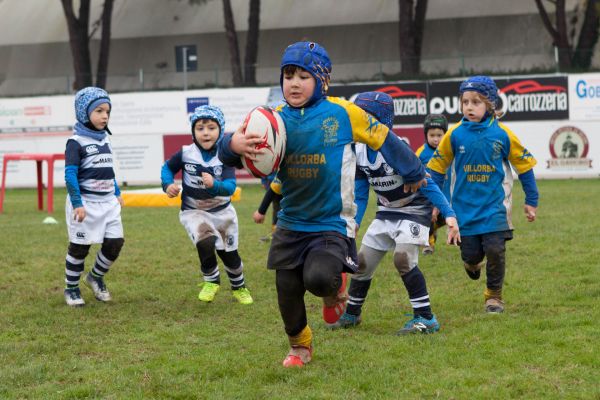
[
  {"left": 535, "top": 0, "right": 560, "bottom": 43},
  {"left": 222, "top": 0, "right": 243, "bottom": 86}
]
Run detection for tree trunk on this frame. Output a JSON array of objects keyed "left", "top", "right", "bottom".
[
  {"left": 398, "top": 0, "right": 428, "bottom": 75},
  {"left": 96, "top": 0, "right": 114, "bottom": 88},
  {"left": 534, "top": 0, "right": 572, "bottom": 69},
  {"left": 61, "top": 0, "right": 93, "bottom": 90},
  {"left": 222, "top": 0, "right": 243, "bottom": 86},
  {"left": 572, "top": 0, "right": 600, "bottom": 68},
  {"left": 243, "top": 0, "right": 260, "bottom": 86}
]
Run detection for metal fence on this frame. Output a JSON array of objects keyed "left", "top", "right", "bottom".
[{"left": 1, "top": 49, "right": 595, "bottom": 97}]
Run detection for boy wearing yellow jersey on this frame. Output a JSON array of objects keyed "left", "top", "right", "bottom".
[{"left": 427, "top": 76, "right": 539, "bottom": 314}]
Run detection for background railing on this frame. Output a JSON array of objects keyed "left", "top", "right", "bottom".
[{"left": 1, "top": 49, "right": 597, "bottom": 97}]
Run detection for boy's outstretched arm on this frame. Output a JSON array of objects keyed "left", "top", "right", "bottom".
[
  {"left": 218, "top": 123, "right": 265, "bottom": 168},
  {"left": 378, "top": 133, "right": 427, "bottom": 192},
  {"left": 354, "top": 176, "right": 370, "bottom": 227},
  {"left": 254, "top": 187, "right": 282, "bottom": 224},
  {"left": 518, "top": 169, "right": 539, "bottom": 222},
  {"left": 161, "top": 151, "right": 183, "bottom": 197},
  {"left": 345, "top": 101, "right": 425, "bottom": 191},
  {"left": 428, "top": 169, "right": 446, "bottom": 190},
  {"left": 419, "top": 176, "right": 460, "bottom": 245}
]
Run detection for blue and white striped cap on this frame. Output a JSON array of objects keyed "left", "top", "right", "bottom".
[
  {"left": 189, "top": 105, "right": 225, "bottom": 134},
  {"left": 74, "top": 86, "right": 111, "bottom": 124}
]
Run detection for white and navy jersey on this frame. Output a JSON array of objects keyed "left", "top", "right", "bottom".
[
  {"left": 163, "top": 144, "right": 236, "bottom": 212},
  {"left": 355, "top": 143, "right": 433, "bottom": 227},
  {"left": 65, "top": 134, "right": 116, "bottom": 202}
]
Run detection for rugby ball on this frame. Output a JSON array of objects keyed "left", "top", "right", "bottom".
[{"left": 240, "top": 106, "right": 286, "bottom": 178}]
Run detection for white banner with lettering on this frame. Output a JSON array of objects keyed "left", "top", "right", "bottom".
[{"left": 0, "top": 88, "right": 269, "bottom": 187}]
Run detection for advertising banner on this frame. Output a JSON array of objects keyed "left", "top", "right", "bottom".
[
  {"left": 0, "top": 95, "right": 72, "bottom": 133},
  {"left": 0, "top": 88, "right": 270, "bottom": 187},
  {"left": 328, "top": 75, "right": 569, "bottom": 125},
  {"left": 503, "top": 121, "right": 597, "bottom": 178},
  {"left": 109, "top": 87, "right": 269, "bottom": 135},
  {"left": 428, "top": 76, "right": 569, "bottom": 122},
  {"left": 329, "top": 82, "right": 429, "bottom": 125},
  {"left": 0, "top": 88, "right": 269, "bottom": 135},
  {"left": 569, "top": 73, "right": 600, "bottom": 120}
]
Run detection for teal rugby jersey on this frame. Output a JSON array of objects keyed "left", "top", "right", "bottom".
[
  {"left": 274, "top": 96, "right": 423, "bottom": 237},
  {"left": 427, "top": 116, "right": 536, "bottom": 236}
]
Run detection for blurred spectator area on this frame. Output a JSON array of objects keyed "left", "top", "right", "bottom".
[{"left": 0, "top": 0, "right": 596, "bottom": 96}]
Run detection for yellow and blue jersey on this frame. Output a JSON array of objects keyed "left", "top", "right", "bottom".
[
  {"left": 415, "top": 142, "right": 436, "bottom": 166},
  {"left": 427, "top": 116, "right": 536, "bottom": 236},
  {"left": 275, "top": 96, "right": 416, "bottom": 237},
  {"left": 416, "top": 141, "right": 452, "bottom": 201},
  {"left": 218, "top": 96, "right": 425, "bottom": 237}
]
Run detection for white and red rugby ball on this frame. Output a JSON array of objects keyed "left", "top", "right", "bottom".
[{"left": 241, "top": 106, "right": 286, "bottom": 178}]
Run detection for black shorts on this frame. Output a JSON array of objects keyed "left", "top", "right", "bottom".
[
  {"left": 459, "top": 230, "right": 513, "bottom": 263},
  {"left": 267, "top": 228, "right": 358, "bottom": 273}
]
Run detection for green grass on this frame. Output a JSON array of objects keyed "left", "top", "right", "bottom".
[{"left": 1, "top": 180, "right": 598, "bottom": 399}]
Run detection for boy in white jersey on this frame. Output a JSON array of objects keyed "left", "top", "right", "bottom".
[
  {"left": 330, "top": 92, "right": 460, "bottom": 333},
  {"left": 64, "top": 87, "right": 124, "bottom": 307},
  {"left": 161, "top": 105, "right": 253, "bottom": 305}
]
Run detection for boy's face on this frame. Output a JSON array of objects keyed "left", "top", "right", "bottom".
[
  {"left": 89, "top": 103, "right": 110, "bottom": 130},
  {"left": 194, "top": 119, "right": 220, "bottom": 150},
  {"left": 461, "top": 91, "right": 487, "bottom": 122},
  {"left": 426, "top": 128, "right": 444, "bottom": 149},
  {"left": 282, "top": 68, "right": 316, "bottom": 108}
]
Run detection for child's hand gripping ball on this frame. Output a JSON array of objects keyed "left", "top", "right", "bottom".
[{"left": 241, "top": 106, "right": 286, "bottom": 178}]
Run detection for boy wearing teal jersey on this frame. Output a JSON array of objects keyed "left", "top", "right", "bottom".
[
  {"left": 219, "top": 41, "right": 427, "bottom": 367},
  {"left": 427, "top": 75, "right": 539, "bottom": 314}
]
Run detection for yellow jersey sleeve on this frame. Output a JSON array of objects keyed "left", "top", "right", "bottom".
[
  {"left": 427, "top": 126, "right": 456, "bottom": 174},
  {"left": 415, "top": 144, "right": 425, "bottom": 157},
  {"left": 327, "top": 96, "right": 389, "bottom": 150},
  {"left": 499, "top": 122, "right": 537, "bottom": 174},
  {"left": 269, "top": 176, "right": 282, "bottom": 195}
]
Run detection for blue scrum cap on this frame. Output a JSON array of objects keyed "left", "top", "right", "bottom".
[
  {"left": 353, "top": 91, "right": 394, "bottom": 129},
  {"left": 459, "top": 75, "right": 499, "bottom": 107},
  {"left": 280, "top": 41, "right": 332, "bottom": 105},
  {"left": 189, "top": 105, "right": 225, "bottom": 135},
  {"left": 74, "top": 87, "right": 111, "bottom": 124}
]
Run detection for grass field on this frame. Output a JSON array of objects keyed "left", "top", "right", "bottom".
[{"left": 1, "top": 180, "right": 598, "bottom": 399}]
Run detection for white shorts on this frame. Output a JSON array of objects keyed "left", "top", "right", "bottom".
[
  {"left": 179, "top": 205, "right": 239, "bottom": 252},
  {"left": 66, "top": 196, "right": 123, "bottom": 245},
  {"left": 361, "top": 218, "right": 429, "bottom": 252}
]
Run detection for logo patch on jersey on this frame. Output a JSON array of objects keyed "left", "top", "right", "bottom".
[
  {"left": 345, "top": 256, "right": 358, "bottom": 268},
  {"left": 492, "top": 140, "right": 503, "bottom": 160},
  {"left": 85, "top": 145, "right": 99, "bottom": 155},
  {"left": 93, "top": 157, "right": 112, "bottom": 165},
  {"left": 184, "top": 163, "right": 197, "bottom": 174},
  {"left": 76, "top": 232, "right": 86, "bottom": 239},
  {"left": 459, "top": 145, "right": 466, "bottom": 154},
  {"left": 383, "top": 164, "right": 394, "bottom": 175},
  {"left": 322, "top": 117, "right": 339, "bottom": 146},
  {"left": 213, "top": 166, "right": 222, "bottom": 177},
  {"left": 365, "top": 115, "right": 380, "bottom": 133},
  {"left": 409, "top": 223, "right": 420, "bottom": 237},
  {"left": 431, "top": 150, "right": 444, "bottom": 161},
  {"left": 226, "top": 235, "right": 234, "bottom": 246}
]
